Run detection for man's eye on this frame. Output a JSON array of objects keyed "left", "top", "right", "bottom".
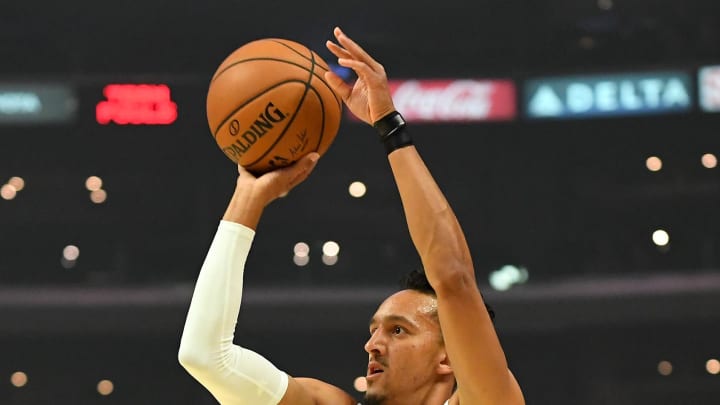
[{"left": 393, "top": 326, "right": 403, "bottom": 335}]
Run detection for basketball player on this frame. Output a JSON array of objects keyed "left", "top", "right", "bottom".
[{"left": 178, "top": 27, "right": 525, "bottom": 405}]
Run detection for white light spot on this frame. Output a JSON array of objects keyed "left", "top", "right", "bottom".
[
  {"left": 293, "top": 255, "right": 309, "bottom": 267},
  {"left": 322, "top": 254, "right": 338, "bottom": 266},
  {"left": 85, "top": 176, "right": 103, "bottom": 191},
  {"left": 0, "top": 184, "right": 17, "bottom": 200},
  {"left": 353, "top": 376, "right": 367, "bottom": 392},
  {"left": 348, "top": 181, "right": 367, "bottom": 198},
  {"left": 8, "top": 176, "right": 24, "bottom": 191},
  {"left": 489, "top": 265, "right": 529, "bottom": 291},
  {"left": 90, "top": 189, "right": 107, "bottom": 204},
  {"left": 490, "top": 277, "right": 510, "bottom": 291},
  {"left": 97, "top": 379, "right": 114, "bottom": 396},
  {"left": 63, "top": 245, "right": 80, "bottom": 261},
  {"left": 293, "top": 242, "right": 310, "bottom": 258},
  {"left": 646, "top": 156, "right": 662, "bottom": 172},
  {"left": 61, "top": 257, "right": 77, "bottom": 269},
  {"left": 322, "top": 241, "right": 340, "bottom": 257},
  {"left": 707, "top": 359, "right": 720, "bottom": 375},
  {"left": 658, "top": 360, "right": 673, "bottom": 376},
  {"left": 652, "top": 229, "right": 670, "bottom": 247},
  {"left": 701, "top": 154, "right": 717, "bottom": 169},
  {"left": 10, "top": 371, "right": 28, "bottom": 388}
]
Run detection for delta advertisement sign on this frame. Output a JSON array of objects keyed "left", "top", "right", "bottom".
[
  {"left": 347, "top": 79, "right": 516, "bottom": 122},
  {"left": 524, "top": 71, "right": 692, "bottom": 119},
  {"left": 699, "top": 65, "right": 720, "bottom": 112}
]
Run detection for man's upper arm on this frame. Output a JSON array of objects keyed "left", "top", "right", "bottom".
[
  {"left": 435, "top": 278, "right": 524, "bottom": 405},
  {"left": 278, "top": 378, "right": 316, "bottom": 405},
  {"left": 281, "top": 378, "right": 356, "bottom": 405}
]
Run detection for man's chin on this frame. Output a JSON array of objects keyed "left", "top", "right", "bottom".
[{"left": 363, "top": 392, "right": 387, "bottom": 405}]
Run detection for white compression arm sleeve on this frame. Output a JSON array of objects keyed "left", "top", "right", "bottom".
[{"left": 178, "top": 220, "right": 289, "bottom": 405}]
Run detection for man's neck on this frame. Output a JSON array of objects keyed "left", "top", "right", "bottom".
[{"left": 367, "top": 383, "right": 452, "bottom": 405}]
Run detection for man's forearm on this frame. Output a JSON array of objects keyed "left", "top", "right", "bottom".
[
  {"left": 223, "top": 183, "right": 266, "bottom": 230},
  {"left": 178, "top": 221, "right": 289, "bottom": 404},
  {"left": 387, "top": 145, "right": 476, "bottom": 290}
]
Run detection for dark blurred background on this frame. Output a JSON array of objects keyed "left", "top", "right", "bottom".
[{"left": 1, "top": 0, "right": 720, "bottom": 404}]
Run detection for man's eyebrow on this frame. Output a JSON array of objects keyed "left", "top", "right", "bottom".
[{"left": 368, "top": 314, "right": 419, "bottom": 329}]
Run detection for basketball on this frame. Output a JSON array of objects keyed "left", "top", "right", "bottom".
[{"left": 206, "top": 38, "right": 343, "bottom": 174}]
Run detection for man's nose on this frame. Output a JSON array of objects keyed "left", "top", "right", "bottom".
[{"left": 364, "top": 330, "right": 386, "bottom": 355}]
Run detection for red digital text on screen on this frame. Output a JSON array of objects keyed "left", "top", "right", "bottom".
[
  {"left": 96, "top": 84, "right": 178, "bottom": 125},
  {"left": 346, "top": 79, "right": 516, "bottom": 122}
]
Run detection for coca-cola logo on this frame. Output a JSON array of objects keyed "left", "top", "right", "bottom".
[{"left": 387, "top": 79, "right": 516, "bottom": 122}]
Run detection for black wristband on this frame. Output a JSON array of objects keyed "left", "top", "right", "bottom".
[
  {"left": 373, "top": 111, "right": 413, "bottom": 154},
  {"left": 382, "top": 126, "right": 413, "bottom": 154}
]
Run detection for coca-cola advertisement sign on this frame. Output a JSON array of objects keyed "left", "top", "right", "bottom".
[{"left": 347, "top": 79, "right": 516, "bottom": 122}]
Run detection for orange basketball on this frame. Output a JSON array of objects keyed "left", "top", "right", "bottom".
[{"left": 206, "top": 38, "right": 343, "bottom": 174}]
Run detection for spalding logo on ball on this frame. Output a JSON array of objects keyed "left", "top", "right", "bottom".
[{"left": 206, "top": 38, "right": 343, "bottom": 174}]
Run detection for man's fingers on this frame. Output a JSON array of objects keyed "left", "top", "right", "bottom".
[
  {"left": 333, "top": 27, "right": 382, "bottom": 72},
  {"left": 324, "top": 71, "right": 353, "bottom": 101},
  {"left": 286, "top": 153, "right": 320, "bottom": 190},
  {"left": 326, "top": 40, "right": 351, "bottom": 59},
  {"left": 299, "top": 153, "right": 320, "bottom": 177},
  {"left": 337, "top": 58, "right": 376, "bottom": 78}
]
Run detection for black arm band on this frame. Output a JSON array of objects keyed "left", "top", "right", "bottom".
[{"left": 373, "top": 111, "right": 413, "bottom": 154}]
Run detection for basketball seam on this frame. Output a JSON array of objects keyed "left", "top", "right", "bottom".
[
  {"left": 212, "top": 79, "right": 307, "bottom": 139},
  {"left": 211, "top": 57, "right": 342, "bottom": 112},
  {"left": 268, "top": 39, "right": 327, "bottom": 70},
  {"left": 212, "top": 58, "right": 320, "bottom": 85},
  {"left": 244, "top": 53, "right": 316, "bottom": 169},
  {"left": 309, "top": 51, "right": 324, "bottom": 156},
  {"left": 306, "top": 51, "right": 326, "bottom": 156},
  {"left": 307, "top": 86, "right": 326, "bottom": 154},
  {"left": 267, "top": 39, "right": 330, "bottom": 72}
]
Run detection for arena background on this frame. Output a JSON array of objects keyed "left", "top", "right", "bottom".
[{"left": 1, "top": 0, "right": 720, "bottom": 403}]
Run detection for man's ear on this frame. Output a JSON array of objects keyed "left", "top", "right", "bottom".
[{"left": 436, "top": 350, "right": 453, "bottom": 376}]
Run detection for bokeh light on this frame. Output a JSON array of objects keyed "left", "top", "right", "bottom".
[
  {"left": 348, "top": 181, "right": 367, "bottom": 198},
  {"left": 85, "top": 176, "right": 103, "bottom": 191},
  {"left": 707, "top": 359, "right": 720, "bottom": 375},
  {"left": 90, "top": 189, "right": 108, "bottom": 204},
  {"left": 97, "top": 379, "right": 114, "bottom": 396},
  {"left": 322, "top": 254, "right": 339, "bottom": 266},
  {"left": 293, "top": 255, "right": 310, "bottom": 267},
  {"left": 0, "top": 184, "right": 17, "bottom": 200},
  {"left": 652, "top": 229, "right": 670, "bottom": 247},
  {"left": 8, "top": 176, "right": 25, "bottom": 191},
  {"left": 10, "top": 371, "right": 28, "bottom": 388},
  {"left": 701, "top": 154, "right": 717, "bottom": 169},
  {"left": 63, "top": 245, "right": 80, "bottom": 261},
  {"left": 322, "top": 241, "right": 340, "bottom": 257},
  {"left": 646, "top": 156, "right": 662, "bottom": 172},
  {"left": 353, "top": 376, "right": 367, "bottom": 392},
  {"left": 657, "top": 360, "right": 673, "bottom": 376},
  {"left": 61, "top": 259, "right": 76, "bottom": 269},
  {"left": 293, "top": 242, "right": 310, "bottom": 258}
]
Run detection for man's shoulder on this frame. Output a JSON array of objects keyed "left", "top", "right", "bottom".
[{"left": 294, "top": 377, "right": 357, "bottom": 405}]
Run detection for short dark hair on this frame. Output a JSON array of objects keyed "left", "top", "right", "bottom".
[{"left": 401, "top": 269, "right": 496, "bottom": 321}]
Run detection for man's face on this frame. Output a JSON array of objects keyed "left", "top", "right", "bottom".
[{"left": 364, "top": 289, "right": 447, "bottom": 403}]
